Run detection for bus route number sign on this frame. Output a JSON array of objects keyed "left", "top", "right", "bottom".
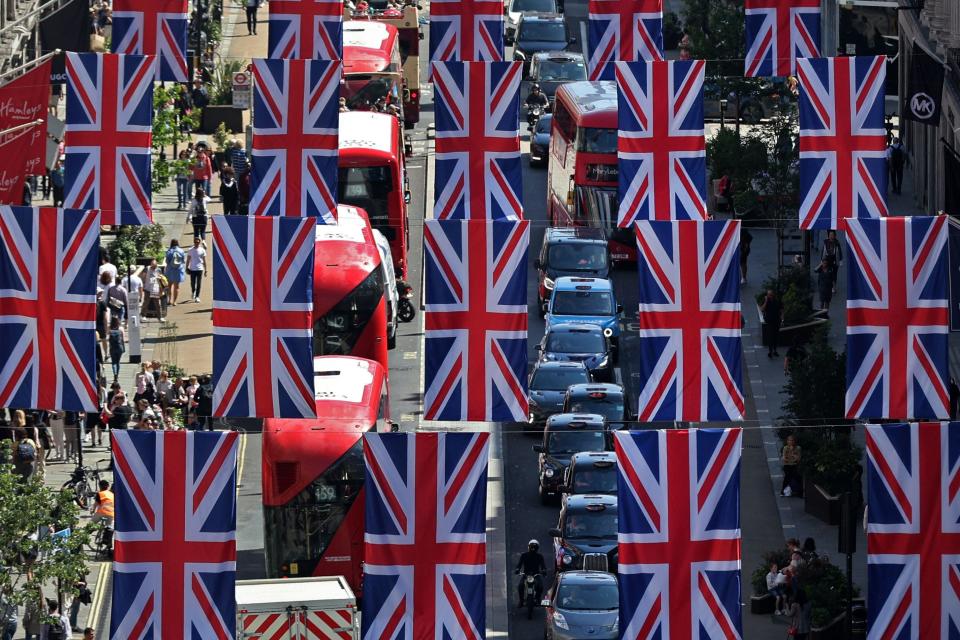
[{"left": 232, "top": 72, "right": 251, "bottom": 110}]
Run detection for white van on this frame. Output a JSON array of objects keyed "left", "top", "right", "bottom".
[{"left": 372, "top": 228, "right": 400, "bottom": 349}]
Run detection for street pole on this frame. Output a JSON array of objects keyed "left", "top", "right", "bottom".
[{"left": 75, "top": 414, "right": 83, "bottom": 467}]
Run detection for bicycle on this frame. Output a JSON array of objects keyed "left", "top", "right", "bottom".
[
  {"left": 60, "top": 464, "right": 107, "bottom": 509},
  {"left": 86, "top": 519, "right": 114, "bottom": 559}
]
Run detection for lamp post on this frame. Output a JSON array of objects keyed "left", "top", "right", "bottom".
[{"left": 719, "top": 99, "right": 728, "bottom": 130}]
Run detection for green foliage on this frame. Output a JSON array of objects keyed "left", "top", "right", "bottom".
[
  {"left": 780, "top": 326, "right": 846, "bottom": 427},
  {"left": 212, "top": 122, "right": 233, "bottom": 152},
  {"left": 682, "top": 0, "right": 744, "bottom": 77},
  {"left": 756, "top": 266, "right": 812, "bottom": 325},
  {"left": 805, "top": 435, "right": 862, "bottom": 496},
  {"left": 0, "top": 442, "right": 92, "bottom": 618},
  {"left": 210, "top": 59, "right": 245, "bottom": 106},
  {"left": 781, "top": 283, "right": 811, "bottom": 326},
  {"left": 662, "top": 11, "right": 683, "bottom": 50},
  {"left": 152, "top": 84, "right": 199, "bottom": 192},
  {"left": 107, "top": 224, "right": 168, "bottom": 270}
]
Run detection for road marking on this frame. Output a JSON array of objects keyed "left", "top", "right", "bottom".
[
  {"left": 86, "top": 561, "right": 109, "bottom": 630},
  {"left": 236, "top": 432, "right": 247, "bottom": 496},
  {"left": 756, "top": 408, "right": 769, "bottom": 413},
  {"left": 781, "top": 524, "right": 797, "bottom": 529},
  {"left": 403, "top": 351, "right": 417, "bottom": 360}
]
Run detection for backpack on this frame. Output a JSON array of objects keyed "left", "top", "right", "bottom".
[
  {"left": 169, "top": 249, "right": 184, "bottom": 268},
  {"left": 107, "top": 285, "right": 125, "bottom": 310},
  {"left": 47, "top": 623, "right": 66, "bottom": 640},
  {"left": 109, "top": 329, "right": 125, "bottom": 354},
  {"left": 17, "top": 440, "right": 36, "bottom": 461}
]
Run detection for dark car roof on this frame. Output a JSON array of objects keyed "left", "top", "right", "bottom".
[
  {"left": 544, "top": 226, "right": 607, "bottom": 245},
  {"left": 565, "top": 383, "right": 624, "bottom": 398},
  {"left": 544, "top": 413, "right": 606, "bottom": 431},
  {"left": 546, "top": 323, "right": 605, "bottom": 336},
  {"left": 563, "top": 493, "right": 618, "bottom": 510},
  {"left": 558, "top": 570, "right": 618, "bottom": 586},
  {"left": 569, "top": 451, "right": 617, "bottom": 468}
]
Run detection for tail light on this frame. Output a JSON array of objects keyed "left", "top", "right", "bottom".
[{"left": 410, "top": 89, "right": 419, "bottom": 104}]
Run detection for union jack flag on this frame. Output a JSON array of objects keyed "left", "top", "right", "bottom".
[
  {"left": 64, "top": 52, "right": 156, "bottom": 226},
  {"left": 845, "top": 216, "right": 949, "bottom": 420},
  {"left": 798, "top": 55, "right": 887, "bottom": 230},
  {"left": 433, "top": 61, "right": 522, "bottom": 220},
  {"left": 617, "top": 60, "right": 707, "bottom": 226},
  {"left": 423, "top": 219, "right": 528, "bottom": 422},
  {"left": 633, "top": 220, "right": 743, "bottom": 422},
  {"left": 866, "top": 422, "right": 960, "bottom": 639},
  {"left": 429, "top": 0, "right": 504, "bottom": 64},
  {"left": 362, "top": 432, "right": 489, "bottom": 639},
  {"left": 744, "top": 0, "right": 820, "bottom": 78},
  {"left": 212, "top": 216, "right": 316, "bottom": 418},
  {"left": 0, "top": 206, "right": 99, "bottom": 412},
  {"left": 251, "top": 58, "right": 339, "bottom": 221},
  {"left": 587, "top": 0, "right": 663, "bottom": 81},
  {"left": 615, "top": 429, "right": 742, "bottom": 640},
  {"left": 111, "top": 0, "right": 189, "bottom": 81},
  {"left": 268, "top": 0, "right": 342, "bottom": 60},
  {"left": 110, "top": 430, "right": 238, "bottom": 639}
]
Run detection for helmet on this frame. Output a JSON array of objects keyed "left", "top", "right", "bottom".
[
  {"left": 531, "top": 83, "right": 541, "bottom": 91},
  {"left": 528, "top": 539, "right": 540, "bottom": 551}
]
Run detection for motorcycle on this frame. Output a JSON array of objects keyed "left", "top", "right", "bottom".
[
  {"left": 525, "top": 103, "right": 544, "bottom": 131},
  {"left": 518, "top": 572, "right": 542, "bottom": 620},
  {"left": 397, "top": 278, "right": 416, "bottom": 323}
]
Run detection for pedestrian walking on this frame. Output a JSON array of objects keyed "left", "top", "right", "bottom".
[
  {"left": 69, "top": 582, "right": 91, "bottom": 631},
  {"left": 739, "top": 227, "right": 752, "bottom": 284},
  {"left": 780, "top": 435, "right": 802, "bottom": 497},
  {"left": 164, "top": 239, "right": 186, "bottom": 305},
  {"left": 12, "top": 428, "right": 39, "bottom": 481},
  {"left": 63, "top": 411, "right": 79, "bottom": 462},
  {"left": 50, "top": 159, "right": 65, "bottom": 207},
  {"left": 190, "top": 147, "right": 212, "bottom": 196},
  {"left": 188, "top": 187, "right": 210, "bottom": 241},
  {"left": 0, "top": 588, "right": 17, "bottom": 640},
  {"left": 760, "top": 289, "right": 783, "bottom": 357},
  {"left": 175, "top": 149, "right": 191, "bottom": 208},
  {"left": 814, "top": 259, "right": 833, "bottom": 311},
  {"left": 105, "top": 278, "right": 128, "bottom": 324},
  {"left": 186, "top": 236, "right": 207, "bottom": 303},
  {"left": 145, "top": 260, "right": 167, "bottom": 322},
  {"left": 197, "top": 375, "right": 215, "bottom": 430},
  {"left": 245, "top": 0, "right": 262, "bottom": 34},
  {"left": 48, "top": 411, "right": 65, "bottom": 462},
  {"left": 821, "top": 230, "right": 843, "bottom": 294},
  {"left": 787, "top": 589, "right": 811, "bottom": 640},
  {"left": 40, "top": 598, "right": 70, "bottom": 640},
  {"left": 887, "top": 137, "right": 905, "bottom": 194},
  {"left": 219, "top": 166, "right": 240, "bottom": 214},
  {"left": 107, "top": 317, "right": 125, "bottom": 381}
]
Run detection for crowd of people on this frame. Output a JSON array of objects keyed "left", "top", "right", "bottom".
[{"left": 764, "top": 538, "right": 818, "bottom": 638}]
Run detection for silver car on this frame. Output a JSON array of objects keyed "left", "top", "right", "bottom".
[{"left": 544, "top": 571, "right": 619, "bottom": 640}]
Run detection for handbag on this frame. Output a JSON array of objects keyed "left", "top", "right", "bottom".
[{"left": 787, "top": 625, "right": 797, "bottom": 637}]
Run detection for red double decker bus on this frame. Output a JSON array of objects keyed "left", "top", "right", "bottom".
[
  {"left": 262, "top": 356, "right": 390, "bottom": 594},
  {"left": 342, "top": 20, "right": 404, "bottom": 116},
  {"left": 547, "top": 81, "right": 635, "bottom": 261},
  {"left": 313, "top": 204, "right": 389, "bottom": 370},
  {"left": 338, "top": 110, "right": 409, "bottom": 279}
]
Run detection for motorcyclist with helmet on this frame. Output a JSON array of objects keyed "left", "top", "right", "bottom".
[
  {"left": 515, "top": 539, "right": 547, "bottom": 607},
  {"left": 525, "top": 84, "right": 549, "bottom": 110}
]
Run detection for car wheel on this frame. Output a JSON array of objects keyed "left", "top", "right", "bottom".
[
  {"left": 537, "top": 298, "right": 546, "bottom": 318},
  {"left": 387, "top": 330, "right": 396, "bottom": 350}
]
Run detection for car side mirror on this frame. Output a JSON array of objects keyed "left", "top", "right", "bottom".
[
  {"left": 535, "top": 343, "right": 542, "bottom": 351},
  {"left": 616, "top": 304, "right": 624, "bottom": 314},
  {"left": 404, "top": 190, "right": 411, "bottom": 204},
  {"left": 532, "top": 444, "right": 545, "bottom": 453},
  {"left": 514, "top": 50, "right": 526, "bottom": 61},
  {"left": 549, "top": 527, "right": 562, "bottom": 537}
]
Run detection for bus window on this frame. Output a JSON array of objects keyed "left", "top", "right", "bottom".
[
  {"left": 314, "top": 268, "right": 386, "bottom": 356},
  {"left": 263, "top": 439, "right": 365, "bottom": 576},
  {"left": 554, "top": 102, "right": 575, "bottom": 141},
  {"left": 338, "top": 166, "right": 395, "bottom": 235},
  {"left": 578, "top": 128, "right": 617, "bottom": 153}
]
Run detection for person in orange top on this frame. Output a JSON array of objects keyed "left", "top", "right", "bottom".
[
  {"left": 91, "top": 480, "right": 114, "bottom": 526},
  {"left": 190, "top": 149, "right": 213, "bottom": 197}
]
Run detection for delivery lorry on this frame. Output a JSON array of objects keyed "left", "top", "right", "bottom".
[{"left": 236, "top": 576, "right": 360, "bottom": 639}]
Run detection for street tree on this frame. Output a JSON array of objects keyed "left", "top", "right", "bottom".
[{"left": 0, "top": 445, "right": 93, "bottom": 621}]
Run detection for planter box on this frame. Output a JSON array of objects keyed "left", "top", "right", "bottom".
[
  {"left": 750, "top": 593, "right": 776, "bottom": 615},
  {"left": 756, "top": 304, "right": 830, "bottom": 347},
  {"left": 199, "top": 105, "right": 243, "bottom": 135},
  {"left": 803, "top": 477, "right": 840, "bottom": 525}
]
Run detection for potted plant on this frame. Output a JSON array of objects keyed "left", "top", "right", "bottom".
[
  {"left": 802, "top": 436, "right": 862, "bottom": 525},
  {"left": 200, "top": 59, "right": 246, "bottom": 134}
]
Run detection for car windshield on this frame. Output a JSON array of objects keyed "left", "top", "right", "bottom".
[
  {"left": 567, "top": 398, "right": 624, "bottom": 421},
  {"left": 531, "top": 367, "right": 590, "bottom": 391},
  {"left": 555, "top": 582, "right": 619, "bottom": 610},
  {"left": 547, "top": 430, "right": 605, "bottom": 454},
  {"left": 511, "top": 0, "right": 556, "bottom": 12},
  {"left": 563, "top": 510, "right": 618, "bottom": 538},
  {"left": 578, "top": 128, "right": 618, "bottom": 153},
  {"left": 572, "top": 467, "right": 618, "bottom": 494},
  {"left": 520, "top": 21, "right": 566, "bottom": 42},
  {"left": 548, "top": 244, "right": 608, "bottom": 272},
  {"left": 535, "top": 116, "right": 553, "bottom": 134},
  {"left": 546, "top": 330, "right": 604, "bottom": 353},
  {"left": 538, "top": 59, "right": 586, "bottom": 82},
  {"left": 551, "top": 290, "right": 614, "bottom": 316}
]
